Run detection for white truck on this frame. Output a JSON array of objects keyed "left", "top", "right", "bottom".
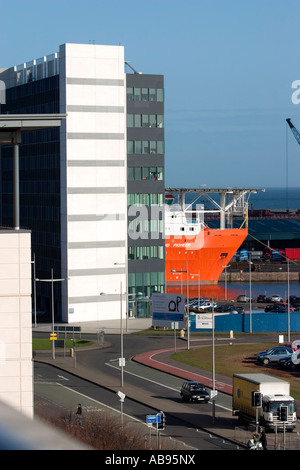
[{"left": 232, "top": 373, "right": 296, "bottom": 431}]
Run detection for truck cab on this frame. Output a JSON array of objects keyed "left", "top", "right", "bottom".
[{"left": 262, "top": 395, "right": 296, "bottom": 431}]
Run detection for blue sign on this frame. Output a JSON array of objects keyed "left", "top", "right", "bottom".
[{"left": 146, "top": 414, "right": 161, "bottom": 424}]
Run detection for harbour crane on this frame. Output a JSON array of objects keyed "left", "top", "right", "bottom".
[{"left": 286, "top": 118, "right": 300, "bottom": 146}]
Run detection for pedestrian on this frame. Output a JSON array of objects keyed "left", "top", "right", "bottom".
[
  {"left": 247, "top": 431, "right": 262, "bottom": 450},
  {"left": 76, "top": 403, "right": 82, "bottom": 424},
  {"left": 260, "top": 430, "right": 268, "bottom": 450}
]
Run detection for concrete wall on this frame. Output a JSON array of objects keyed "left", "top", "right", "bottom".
[{"left": 0, "top": 231, "right": 32, "bottom": 418}]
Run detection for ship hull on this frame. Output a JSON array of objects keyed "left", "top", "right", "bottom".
[{"left": 166, "top": 227, "right": 248, "bottom": 285}]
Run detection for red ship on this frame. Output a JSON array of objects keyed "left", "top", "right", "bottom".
[{"left": 165, "top": 188, "right": 258, "bottom": 287}]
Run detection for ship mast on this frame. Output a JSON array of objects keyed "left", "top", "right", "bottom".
[{"left": 165, "top": 187, "right": 263, "bottom": 229}]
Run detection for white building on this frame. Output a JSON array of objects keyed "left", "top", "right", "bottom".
[
  {"left": 0, "top": 42, "right": 165, "bottom": 324},
  {"left": 59, "top": 44, "right": 127, "bottom": 322}
]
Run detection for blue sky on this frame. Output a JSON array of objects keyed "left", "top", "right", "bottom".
[{"left": 1, "top": 0, "right": 300, "bottom": 189}]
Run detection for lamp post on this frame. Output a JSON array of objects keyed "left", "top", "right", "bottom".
[
  {"left": 100, "top": 285, "right": 143, "bottom": 387},
  {"left": 189, "top": 270, "right": 200, "bottom": 309},
  {"left": 31, "top": 253, "right": 37, "bottom": 328},
  {"left": 171, "top": 261, "right": 190, "bottom": 349},
  {"left": 212, "top": 301, "right": 216, "bottom": 424},
  {"left": 35, "top": 268, "right": 67, "bottom": 359},
  {"left": 221, "top": 265, "right": 230, "bottom": 301},
  {"left": 171, "top": 269, "right": 183, "bottom": 295},
  {"left": 287, "top": 257, "right": 290, "bottom": 342},
  {"left": 248, "top": 254, "right": 253, "bottom": 333}
]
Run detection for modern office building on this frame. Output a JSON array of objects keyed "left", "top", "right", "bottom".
[{"left": 0, "top": 43, "right": 165, "bottom": 323}]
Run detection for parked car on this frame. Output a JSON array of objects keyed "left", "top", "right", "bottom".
[
  {"left": 264, "top": 304, "right": 295, "bottom": 313},
  {"left": 271, "top": 295, "right": 283, "bottom": 303},
  {"left": 198, "top": 301, "right": 217, "bottom": 310},
  {"left": 180, "top": 381, "right": 210, "bottom": 403},
  {"left": 256, "top": 346, "right": 293, "bottom": 365},
  {"left": 215, "top": 304, "right": 244, "bottom": 314},
  {"left": 289, "top": 296, "right": 300, "bottom": 308},
  {"left": 256, "top": 295, "right": 271, "bottom": 303},
  {"left": 279, "top": 352, "right": 300, "bottom": 369},
  {"left": 236, "top": 295, "right": 251, "bottom": 303}
]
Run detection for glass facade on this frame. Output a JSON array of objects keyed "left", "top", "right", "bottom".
[
  {"left": 0, "top": 75, "right": 62, "bottom": 319},
  {"left": 126, "top": 74, "right": 165, "bottom": 315}
]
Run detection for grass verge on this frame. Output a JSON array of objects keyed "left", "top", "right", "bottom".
[
  {"left": 170, "top": 343, "right": 300, "bottom": 400},
  {"left": 33, "top": 338, "right": 93, "bottom": 350}
]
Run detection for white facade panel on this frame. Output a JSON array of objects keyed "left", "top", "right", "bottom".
[
  {"left": 67, "top": 166, "right": 125, "bottom": 188},
  {"left": 0, "top": 231, "right": 33, "bottom": 418},
  {"left": 67, "top": 86, "right": 125, "bottom": 107},
  {"left": 67, "top": 140, "right": 125, "bottom": 159},
  {"left": 59, "top": 43, "right": 127, "bottom": 323},
  {"left": 68, "top": 248, "right": 125, "bottom": 270},
  {"left": 66, "top": 112, "right": 125, "bottom": 133}
]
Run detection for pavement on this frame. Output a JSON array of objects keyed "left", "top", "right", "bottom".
[{"left": 33, "top": 317, "right": 300, "bottom": 450}]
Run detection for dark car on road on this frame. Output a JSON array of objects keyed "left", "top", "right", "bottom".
[
  {"left": 180, "top": 381, "right": 210, "bottom": 403},
  {"left": 256, "top": 346, "right": 293, "bottom": 365}
]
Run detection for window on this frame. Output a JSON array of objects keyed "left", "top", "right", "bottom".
[
  {"left": 128, "top": 166, "right": 164, "bottom": 181},
  {"left": 157, "top": 89, "right": 164, "bottom": 102},
  {"left": 157, "top": 115, "right": 164, "bottom": 128},
  {"left": 134, "top": 114, "right": 142, "bottom": 127},
  {"left": 128, "top": 246, "right": 165, "bottom": 260},
  {"left": 127, "top": 87, "right": 164, "bottom": 102},
  {"left": 133, "top": 88, "right": 141, "bottom": 101},
  {"left": 127, "top": 114, "right": 164, "bottom": 129},
  {"left": 142, "top": 115, "right": 149, "bottom": 128},
  {"left": 127, "top": 114, "right": 134, "bottom": 127},
  {"left": 127, "top": 141, "right": 164, "bottom": 155}
]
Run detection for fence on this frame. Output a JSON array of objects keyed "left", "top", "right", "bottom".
[{"left": 190, "top": 312, "right": 300, "bottom": 333}]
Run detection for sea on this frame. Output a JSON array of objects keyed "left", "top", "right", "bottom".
[
  {"left": 246, "top": 187, "right": 300, "bottom": 211},
  {"left": 178, "top": 187, "right": 300, "bottom": 301},
  {"left": 183, "top": 186, "right": 300, "bottom": 211}
]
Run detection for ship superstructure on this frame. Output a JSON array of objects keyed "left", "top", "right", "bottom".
[{"left": 165, "top": 187, "right": 261, "bottom": 285}]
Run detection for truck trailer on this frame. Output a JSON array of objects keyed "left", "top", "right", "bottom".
[{"left": 232, "top": 373, "right": 296, "bottom": 431}]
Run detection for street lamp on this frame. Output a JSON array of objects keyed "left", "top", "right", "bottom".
[
  {"left": 189, "top": 270, "right": 200, "bottom": 309},
  {"left": 100, "top": 285, "right": 143, "bottom": 387},
  {"left": 170, "top": 261, "right": 190, "bottom": 349},
  {"left": 35, "top": 268, "right": 67, "bottom": 359},
  {"left": 248, "top": 254, "right": 253, "bottom": 333},
  {"left": 31, "top": 253, "right": 37, "bottom": 328},
  {"left": 221, "top": 265, "right": 230, "bottom": 301},
  {"left": 171, "top": 269, "right": 183, "bottom": 295},
  {"left": 287, "top": 257, "right": 290, "bottom": 342}
]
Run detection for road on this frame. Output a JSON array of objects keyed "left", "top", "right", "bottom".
[{"left": 33, "top": 334, "right": 242, "bottom": 450}]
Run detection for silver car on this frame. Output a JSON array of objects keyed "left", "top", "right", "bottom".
[{"left": 257, "top": 346, "right": 293, "bottom": 365}]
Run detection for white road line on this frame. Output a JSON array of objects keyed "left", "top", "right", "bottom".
[
  {"left": 54, "top": 382, "right": 147, "bottom": 426},
  {"left": 105, "top": 361, "right": 180, "bottom": 392},
  {"left": 105, "top": 362, "right": 232, "bottom": 412}
]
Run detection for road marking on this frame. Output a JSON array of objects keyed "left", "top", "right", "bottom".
[
  {"left": 54, "top": 382, "right": 148, "bottom": 426},
  {"left": 105, "top": 362, "right": 232, "bottom": 412},
  {"left": 105, "top": 361, "right": 180, "bottom": 392}
]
